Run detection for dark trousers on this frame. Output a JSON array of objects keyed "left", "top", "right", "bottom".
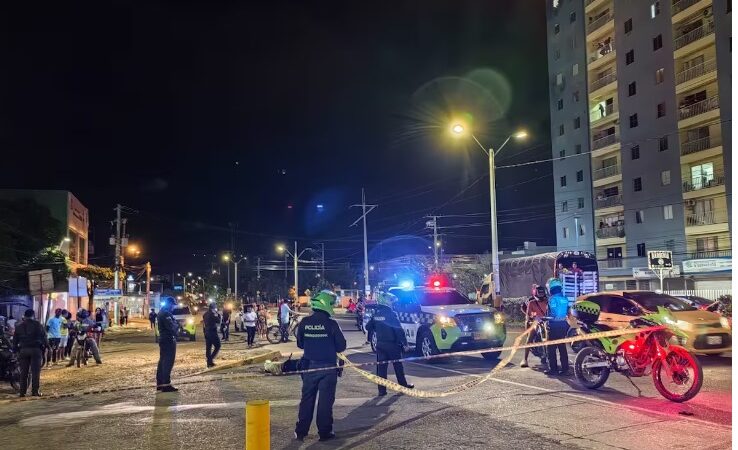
[
  {"left": 546, "top": 320, "right": 569, "bottom": 373},
  {"left": 280, "top": 323, "right": 289, "bottom": 342},
  {"left": 205, "top": 331, "right": 221, "bottom": 365},
  {"left": 221, "top": 322, "right": 230, "bottom": 341},
  {"left": 156, "top": 338, "right": 177, "bottom": 387},
  {"left": 149, "top": 320, "right": 156, "bottom": 329},
  {"left": 245, "top": 326, "right": 256, "bottom": 346},
  {"left": 19, "top": 347, "right": 42, "bottom": 395},
  {"left": 376, "top": 344, "right": 409, "bottom": 394},
  {"left": 65, "top": 335, "right": 74, "bottom": 357},
  {"left": 295, "top": 363, "right": 338, "bottom": 438}
]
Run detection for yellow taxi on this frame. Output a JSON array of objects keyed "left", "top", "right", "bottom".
[{"left": 575, "top": 291, "right": 731, "bottom": 355}]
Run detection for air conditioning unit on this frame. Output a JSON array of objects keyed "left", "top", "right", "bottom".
[
  {"left": 703, "top": 8, "right": 712, "bottom": 17},
  {"left": 685, "top": 199, "right": 696, "bottom": 206}
]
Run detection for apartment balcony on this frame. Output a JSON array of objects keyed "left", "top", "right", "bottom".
[
  {"left": 585, "top": 0, "right": 607, "bottom": 14},
  {"left": 587, "top": 12, "right": 614, "bottom": 41},
  {"left": 689, "top": 249, "right": 731, "bottom": 260},
  {"left": 678, "top": 96, "right": 720, "bottom": 128},
  {"left": 683, "top": 171, "right": 726, "bottom": 199},
  {"left": 685, "top": 209, "right": 729, "bottom": 231},
  {"left": 594, "top": 194, "right": 623, "bottom": 210},
  {"left": 593, "top": 164, "right": 621, "bottom": 188},
  {"left": 591, "top": 133, "right": 619, "bottom": 157},
  {"left": 596, "top": 225, "right": 625, "bottom": 239},
  {"left": 599, "top": 257, "right": 645, "bottom": 277},
  {"left": 680, "top": 135, "right": 723, "bottom": 163},
  {"left": 675, "top": 59, "right": 717, "bottom": 94},
  {"left": 672, "top": 0, "right": 713, "bottom": 23},
  {"left": 674, "top": 21, "right": 715, "bottom": 58},
  {"left": 588, "top": 43, "right": 615, "bottom": 71},
  {"left": 590, "top": 103, "right": 618, "bottom": 125},
  {"left": 590, "top": 72, "right": 617, "bottom": 96}
]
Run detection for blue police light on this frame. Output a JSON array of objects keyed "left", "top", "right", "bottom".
[
  {"left": 399, "top": 280, "right": 414, "bottom": 290},
  {"left": 316, "top": 204, "right": 324, "bottom": 210}
]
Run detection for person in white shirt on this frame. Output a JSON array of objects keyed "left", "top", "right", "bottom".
[{"left": 243, "top": 306, "right": 258, "bottom": 347}]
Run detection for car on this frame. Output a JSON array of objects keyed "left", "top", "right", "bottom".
[
  {"left": 155, "top": 306, "right": 197, "bottom": 342},
  {"left": 576, "top": 291, "right": 731, "bottom": 355},
  {"left": 675, "top": 295, "right": 722, "bottom": 313},
  {"left": 381, "top": 280, "right": 506, "bottom": 361}
]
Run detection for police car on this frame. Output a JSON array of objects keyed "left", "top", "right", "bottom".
[{"left": 376, "top": 278, "right": 506, "bottom": 361}]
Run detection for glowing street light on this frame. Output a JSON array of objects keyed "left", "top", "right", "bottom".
[{"left": 449, "top": 122, "right": 528, "bottom": 302}]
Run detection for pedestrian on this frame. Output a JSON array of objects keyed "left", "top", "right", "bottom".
[
  {"left": 6, "top": 315, "right": 16, "bottom": 335},
  {"left": 45, "top": 308, "right": 63, "bottom": 366},
  {"left": 123, "top": 307, "right": 129, "bottom": 326},
  {"left": 64, "top": 311, "right": 74, "bottom": 358},
  {"left": 294, "top": 291, "right": 346, "bottom": 442},
  {"left": 243, "top": 305, "right": 257, "bottom": 348},
  {"left": 365, "top": 293, "right": 414, "bottom": 396},
  {"left": 148, "top": 308, "right": 157, "bottom": 330},
  {"left": 221, "top": 305, "right": 231, "bottom": 341},
  {"left": 58, "top": 309, "right": 69, "bottom": 361},
  {"left": 14, "top": 309, "right": 47, "bottom": 397},
  {"left": 544, "top": 278, "right": 570, "bottom": 376},
  {"left": 119, "top": 307, "right": 125, "bottom": 326},
  {"left": 520, "top": 285, "right": 548, "bottom": 368},
  {"left": 279, "top": 298, "right": 293, "bottom": 342},
  {"left": 202, "top": 302, "right": 221, "bottom": 368},
  {"left": 156, "top": 297, "right": 179, "bottom": 392},
  {"left": 599, "top": 103, "right": 605, "bottom": 117}
]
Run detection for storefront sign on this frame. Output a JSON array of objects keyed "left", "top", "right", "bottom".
[
  {"left": 632, "top": 266, "right": 680, "bottom": 279},
  {"left": 682, "top": 258, "right": 732, "bottom": 274},
  {"left": 648, "top": 251, "right": 673, "bottom": 270},
  {"left": 94, "top": 288, "right": 122, "bottom": 297}
]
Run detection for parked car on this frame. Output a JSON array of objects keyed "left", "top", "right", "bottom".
[
  {"left": 575, "top": 291, "right": 731, "bottom": 355},
  {"left": 155, "top": 306, "right": 197, "bottom": 342},
  {"left": 675, "top": 295, "right": 721, "bottom": 313}
]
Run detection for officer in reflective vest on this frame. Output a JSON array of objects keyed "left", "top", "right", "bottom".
[{"left": 294, "top": 290, "right": 346, "bottom": 442}]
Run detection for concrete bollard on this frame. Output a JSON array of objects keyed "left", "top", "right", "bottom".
[{"left": 246, "top": 400, "right": 270, "bottom": 450}]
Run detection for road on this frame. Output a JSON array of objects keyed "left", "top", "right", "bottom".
[{"left": 1, "top": 316, "right": 731, "bottom": 449}]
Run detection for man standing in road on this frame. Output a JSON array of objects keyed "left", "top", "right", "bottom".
[
  {"left": 156, "top": 297, "right": 179, "bottom": 392},
  {"left": 294, "top": 291, "right": 346, "bottom": 442},
  {"left": 45, "top": 308, "right": 63, "bottom": 366},
  {"left": 148, "top": 308, "right": 157, "bottom": 330},
  {"left": 280, "top": 298, "right": 293, "bottom": 342},
  {"left": 203, "top": 302, "right": 221, "bottom": 368},
  {"left": 520, "top": 285, "right": 548, "bottom": 368},
  {"left": 365, "top": 293, "right": 414, "bottom": 396},
  {"left": 221, "top": 305, "right": 231, "bottom": 341},
  {"left": 545, "top": 278, "right": 570, "bottom": 376},
  {"left": 14, "top": 309, "right": 47, "bottom": 397}
]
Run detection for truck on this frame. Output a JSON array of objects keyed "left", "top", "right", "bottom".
[{"left": 477, "top": 251, "right": 599, "bottom": 305}]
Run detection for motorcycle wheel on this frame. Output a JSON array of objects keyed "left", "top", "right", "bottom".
[
  {"left": 266, "top": 326, "right": 282, "bottom": 344},
  {"left": 368, "top": 331, "right": 377, "bottom": 353},
  {"left": 652, "top": 345, "right": 703, "bottom": 403},
  {"left": 574, "top": 346, "right": 610, "bottom": 389},
  {"left": 530, "top": 330, "right": 546, "bottom": 364}
]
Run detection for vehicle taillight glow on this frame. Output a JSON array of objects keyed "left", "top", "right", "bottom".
[{"left": 433, "top": 280, "right": 441, "bottom": 287}]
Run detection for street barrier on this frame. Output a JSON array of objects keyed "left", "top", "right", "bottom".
[{"left": 246, "top": 400, "right": 270, "bottom": 450}]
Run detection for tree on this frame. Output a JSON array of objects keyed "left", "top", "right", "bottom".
[{"left": 76, "top": 265, "right": 114, "bottom": 311}]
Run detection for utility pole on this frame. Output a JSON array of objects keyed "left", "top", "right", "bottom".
[
  {"left": 257, "top": 256, "right": 261, "bottom": 280},
  {"left": 113, "top": 204, "right": 122, "bottom": 292},
  {"left": 294, "top": 241, "right": 299, "bottom": 301},
  {"left": 145, "top": 262, "right": 151, "bottom": 313},
  {"left": 426, "top": 216, "right": 440, "bottom": 270},
  {"left": 574, "top": 215, "right": 580, "bottom": 249},
  {"left": 350, "top": 189, "right": 377, "bottom": 296}
]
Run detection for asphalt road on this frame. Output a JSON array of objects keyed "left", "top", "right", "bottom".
[{"left": 1, "top": 316, "right": 731, "bottom": 449}]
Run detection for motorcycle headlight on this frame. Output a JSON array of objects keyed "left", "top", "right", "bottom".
[
  {"left": 493, "top": 312, "right": 505, "bottom": 324},
  {"left": 436, "top": 315, "right": 456, "bottom": 327},
  {"left": 720, "top": 317, "right": 730, "bottom": 329},
  {"left": 186, "top": 318, "right": 195, "bottom": 325}
]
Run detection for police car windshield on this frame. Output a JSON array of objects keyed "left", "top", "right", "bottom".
[
  {"left": 172, "top": 307, "right": 191, "bottom": 316},
  {"left": 623, "top": 292, "right": 697, "bottom": 312},
  {"left": 394, "top": 288, "right": 473, "bottom": 306}
]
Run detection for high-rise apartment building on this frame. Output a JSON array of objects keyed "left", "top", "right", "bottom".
[{"left": 546, "top": 0, "right": 731, "bottom": 291}]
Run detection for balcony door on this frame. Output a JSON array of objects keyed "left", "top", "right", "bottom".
[{"left": 691, "top": 162, "right": 714, "bottom": 189}]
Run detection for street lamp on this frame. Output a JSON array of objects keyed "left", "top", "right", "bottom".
[
  {"left": 222, "top": 254, "right": 232, "bottom": 294},
  {"left": 277, "top": 242, "right": 312, "bottom": 304},
  {"left": 224, "top": 256, "right": 247, "bottom": 304},
  {"left": 451, "top": 122, "right": 528, "bottom": 300}
]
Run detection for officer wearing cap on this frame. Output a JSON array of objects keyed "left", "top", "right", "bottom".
[
  {"left": 366, "top": 293, "right": 414, "bottom": 396},
  {"left": 545, "top": 278, "right": 570, "bottom": 375},
  {"left": 14, "top": 309, "right": 47, "bottom": 397},
  {"left": 156, "top": 297, "right": 179, "bottom": 392},
  {"left": 294, "top": 290, "right": 346, "bottom": 442}
]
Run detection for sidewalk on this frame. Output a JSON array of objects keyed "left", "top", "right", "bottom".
[{"left": 0, "top": 319, "right": 279, "bottom": 399}]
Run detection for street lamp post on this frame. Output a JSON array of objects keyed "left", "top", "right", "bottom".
[
  {"left": 451, "top": 124, "right": 527, "bottom": 300},
  {"left": 277, "top": 242, "right": 311, "bottom": 304},
  {"left": 230, "top": 256, "right": 246, "bottom": 304}
]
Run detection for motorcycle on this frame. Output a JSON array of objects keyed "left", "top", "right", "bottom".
[
  {"left": 573, "top": 306, "right": 703, "bottom": 402},
  {"left": 0, "top": 334, "right": 21, "bottom": 391},
  {"left": 529, "top": 316, "right": 549, "bottom": 366},
  {"left": 70, "top": 324, "right": 99, "bottom": 367}
]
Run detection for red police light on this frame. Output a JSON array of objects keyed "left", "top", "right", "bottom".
[
  {"left": 433, "top": 280, "right": 441, "bottom": 287},
  {"left": 426, "top": 275, "right": 448, "bottom": 289}
]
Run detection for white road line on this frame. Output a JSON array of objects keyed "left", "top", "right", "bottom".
[{"left": 400, "top": 361, "right": 730, "bottom": 430}]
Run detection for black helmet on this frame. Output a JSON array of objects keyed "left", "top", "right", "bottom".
[
  {"left": 534, "top": 286, "right": 547, "bottom": 299},
  {"left": 77, "top": 309, "right": 89, "bottom": 320}
]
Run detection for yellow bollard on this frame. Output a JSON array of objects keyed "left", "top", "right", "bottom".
[{"left": 246, "top": 400, "right": 270, "bottom": 450}]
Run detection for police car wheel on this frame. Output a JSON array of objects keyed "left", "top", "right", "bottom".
[
  {"left": 190, "top": 334, "right": 196, "bottom": 342},
  {"left": 418, "top": 331, "right": 440, "bottom": 361},
  {"left": 369, "top": 331, "right": 377, "bottom": 353},
  {"left": 482, "top": 351, "right": 501, "bottom": 361}
]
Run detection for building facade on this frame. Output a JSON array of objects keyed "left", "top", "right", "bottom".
[{"left": 546, "top": 0, "right": 731, "bottom": 290}]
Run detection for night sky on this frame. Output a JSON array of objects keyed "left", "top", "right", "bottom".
[{"left": 2, "top": 1, "right": 554, "bottom": 275}]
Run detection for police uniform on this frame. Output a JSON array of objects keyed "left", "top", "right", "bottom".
[
  {"left": 294, "top": 308, "right": 346, "bottom": 440},
  {"left": 365, "top": 303, "right": 413, "bottom": 395},
  {"left": 156, "top": 304, "right": 179, "bottom": 391},
  {"left": 13, "top": 313, "right": 47, "bottom": 397},
  {"left": 546, "top": 280, "right": 570, "bottom": 375},
  {"left": 202, "top": 306, "right": 221, "bottom": 367}
]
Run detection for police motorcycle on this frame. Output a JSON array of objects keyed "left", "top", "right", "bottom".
[{"left": 572, "top": 301, "right": 703, "bottom": 402}]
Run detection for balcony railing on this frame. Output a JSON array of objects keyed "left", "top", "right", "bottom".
[
  {"left": 595, "top": 194, "right": 622, "bottom": 209},
  {"left": 585, "top": 0, "right": 597, "bottom": 6},
  {"left": 589, "top": 43, "right": 615, "bottom": 63},
  {"left": 689, "top": 249, "right": 731, "bottom": 259},
  {"left": 678, "top": 96, "right": 719, "bottom": 120},
  {"left": 591, "top": 103, "right": 615, "bottom": 123},
  {"left": 596, "top": 225, "right": 625, "bottom": 239},
  {"left": 683, "top": 171, "right": 726, "bottom": 192},
  {"left": 592, "top": 133, "right": 618, "bottom": 150},
  {"left": 674, "top": 21, "right": 715, "bottom": 50},
  {"left": 681, "top": 135, "right": 721, "bottom": 156},
  {"left": 588, "top": 12, "right": 613, "bottom": 34},
  {"left": 593, "top": 164, "right": 620, "bottom": 180},
  {"left": 672, "top": 0, "right": 702, "bottom": 15},
  {"left": 591, "top": 72, "right": 617, "bottom": 91},
  {"left": 685, "top": 210, "right": 728, "bottom": 226},
  {"left": 676, "top": 59, "right": 717, "bottom": 85}
]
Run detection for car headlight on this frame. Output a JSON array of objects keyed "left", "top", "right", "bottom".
[
  {"left": 436, "top": 315, "right": 456, "bottom": 327},
  {"left": 676, "top": 320, "right": 692, "bottom": 331},
  {"left": 720, "top": 317, "right": 730, "bottom": 329},
  {"left": 186, "top": 318, "right": 195, "bottom": 325},
  {"left": 493, "top": 312, "right": 505, "bottom": 324}
]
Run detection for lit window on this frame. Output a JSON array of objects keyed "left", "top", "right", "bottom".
[
  {"left": 572, "top": 63, "right": 579, "bottom": 76},
  {"left": 636, "top": 210, "right": 645, "bottom": 223},
  {"left": 651, "top": 1, "right": 660, "bottom": 18},
  {"left": 655, "top": 68, "right": 664, "bottom": 84},
  {"left": 661, "top": 170, "right": 671, "bottom": 186},
  {"left": 663, "top": 205, "right": 673, "bottom": 220},
  {"left": 556, "top": 73, "right": 563, "bottom": 85}
]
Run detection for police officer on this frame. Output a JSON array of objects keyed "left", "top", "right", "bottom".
[
  {"left": 202, "top": 302, "right": 221, "bottom": 368},
  {"left": 545, "top": 278, "right": 570, "bottom": 376},
  {"left": 156, "top": 297, "right": 179, "bottom": 392},
  {"left": 13, "top": 309, "right": 47, "bottom": 397},
  {"left": 294, "top": 290, "right": 346, "bottom": 442},
  {"left": 365, "top": 293, "right": 414, "bottom": 396}
]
